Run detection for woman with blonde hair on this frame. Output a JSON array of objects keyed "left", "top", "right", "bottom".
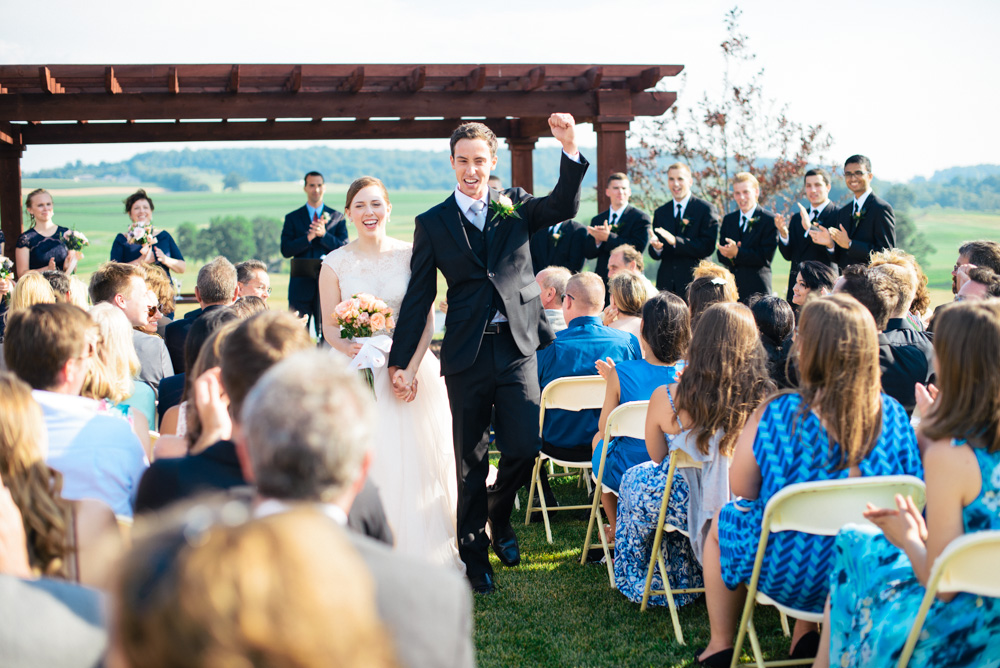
[
  {"left": 868, "top": 247, "right": 931, "bottom": 330},
  {"left": 603, "top": 270, "right": 649, "bottom": 339},
  {"left": 0, "top": 273, "right": 56, "bottom": 353},
  {"left": 109, "top": 504, "right": 397, "bottom": 668},
  {"left": 695, "top": 295, "right": 924, "bottom": 666},
  {"left": 0, "top": 371, "right": 120, "bottom": 587}
]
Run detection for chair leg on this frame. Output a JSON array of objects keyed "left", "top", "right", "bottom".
[
  {"left": 599, "top": 512, "right": 615, "bottom": 587},
  {"left": 659, "top": 551, "right": 685, "bottom": 645},
  {"left": 746, "top": 615, "right": 766, "bottom": 668},
  {"left": 779, "top": 610, "right": 791, "bottom": 637},
  {"left": 730, "top": 594, "right": 757, "bottom": 668},
  {"left": 524, "top": 456, "right": 540, "bottom": 527},
  {"left": 640, "top": 514, "right": 667, "bottom": 612},
  {"left": 579, "top": 479, "right": 603, "bottom": 565},
  {"left": 536, "top": 469, "right": 554, "bottom": 544}
]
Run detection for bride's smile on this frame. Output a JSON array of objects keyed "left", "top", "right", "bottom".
[{"left": 349, "top": 184, "right": 391, "bottom": 238}]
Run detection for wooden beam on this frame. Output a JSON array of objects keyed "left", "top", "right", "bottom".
[
  {"left": 574, "top": 67, "right": 602, "bottom": 91},
  {"left": 404, "top": 66, "right": 426, "bottom": 93},
  {"left": 39, "top": 67, "right": 64, "bottom": 94},
  {"left": 105, "top": 66, "right": 122, "bottom": 94},
  {"left": 627, "top": 66, "right": 660, "bottom": 92},
  {"left": 0, "top": 122, "right": 18, "bottom": 145},
  {"left": 0, "top": 84, "right": 7, "bottom": 94},
  {"left": 507, "top": 137, "right": 537, "bottom": 194},
  {"left": 466, "top": 66, "right": 486, "bottom": 92},
  {"left": 520, "top": 66, "right": 545, "bottom": 92},
  {"left": 284, "top": 65, "right": 302, "bottom": 93},
  {"left": 340, "top": 66, "right": 365, "bottom": 93},
  {"left": 169, "top": 67, "right": 180, "bottom": 94},
  {"left": 0, "top": 143, "right": 24, "bottom": 261},
  {"left": 594, "top": 121, "right": 630, "bottom": 211},
  {"left": 228, "top": 65, "right": 240, "bottom": 93}
]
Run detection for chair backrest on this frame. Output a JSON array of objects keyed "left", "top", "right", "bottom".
[
  {"left": 931, "top": 530, "right": 1000, "bottom": 598},
  {"left": 538, "top": 375, "right": 606, "bottom": 435},
  {"left": 604, "top": 400, "right": 649, "bottom": 443},
  {"left": 763, "top": 475, "right": 927, "bottom": 536},
  {"left": 670, "top": 447, "right": 703, "bottom": 472}
]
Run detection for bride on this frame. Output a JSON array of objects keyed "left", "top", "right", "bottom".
[{"left": 319, "top": 176, "right": 463, "bottom": 572}]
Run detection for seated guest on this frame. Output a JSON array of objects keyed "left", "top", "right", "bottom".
[
  {"left": 163, "top": 256, "right": 238, "bottom": 373},
  {"left": 951, "top": 239, "right": 1000, "bottom": 294},
  {"left": 748, "top": 295, "right": 795, "bottom": 388},
  {"left": 591, "top": 291, "right": 690, "bottom": 540},
  {"left": 535, "top": 266, "right": 571, "bottom": 332},
  {"left": 608, "top": 244, "right": 656, "bottom": 299},
  {"left": 696, "top": 295, "right": 923, "bottom": 666},
  {"left": 869, "top": 248, "right": 932, "bottom": 330},
  {"left": 0, "top": 371, "right": 120, "bottom": 588},
  {"left": 616, "top": 302, "right": 772, "bottom": 605},
  {"left": 85, "top": 303, "right": 154, "bottom": 455},
  {"left": 791, "top": 260, "right": 838, "bottom": 312},
  {"left": 837, "top": 264, "right": 934, "bottom": 414},
  {"left": 89, "top": 262, "right": 172, "bottom": 392},
  {"left": 815, "top": 301, "right": 1000, "bottom": 668},
  {"left": 235, "top": 350, "right": 474, "bottom": 668},
  {"left": 42, "top": 269, "right": 71, "bottom": 302},
  {"left": 235, "top": 259, "right": 271, "bottom": 301},
  {"left": 229, "top": 295, "right": 268, "bottom": 319},
  {"left": 4, "top": 304, "right": 148, "bottom": 519},
  {"left": 139, "top": 262, "right": 175, "bottom": 337},
  {"left": 66, "top": 276, "right": 89, "bottom": 310},
  {"left": 0, "top": 274, "right": 57, "bottom": 364},
  {"left": 603, "top": 270, "right": 649, "bottom": 339},
  {"left": 536, "top": 272, "right": 642, "bottom": 503},
  {"left": 957, "top": 266, "right": 1000, "bottom": 301},
  {"left": 114, "top": 504, "right": 398, "bottom": 668},
  {"left": 686, "top": 274, "right": 738, "bottom": 331}
]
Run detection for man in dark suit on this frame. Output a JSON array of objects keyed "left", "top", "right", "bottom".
[
  {"left": 648, "top": 162, "right": 721, "bottom": 294},
  {"left": 818, "top": 155, "right": 895, "bottom": 268},
  {"left": 583, "top": 173, "right": 651, "bottom": 284},
  {"left": 280, "top": 171, "right": 349, "bottom": 337},
  {"left": 387, "top": 114, "right": 587, "bottom": 594},
  {"left": 775, "top": 168, "right": 840, "bottom": 302},
  {"left": 717, "top": 172, "right": 779, "bottom": 303},
  {"left": 163, "top": 256, "right": 238, "bottom": 373},
  {"left": 529, "top": 218, "right": 588, "bottom": 274}
]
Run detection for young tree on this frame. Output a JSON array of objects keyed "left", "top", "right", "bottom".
[
  {"left": 628, "top": 6, "right": 834, "bottom": 215},
  {"left": 223, "top": 171, "right": 247, "bottom": 191}
]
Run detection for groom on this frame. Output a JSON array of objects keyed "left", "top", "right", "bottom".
[{"left": 388, "top": 114, "right": 588, "bottom": 593}]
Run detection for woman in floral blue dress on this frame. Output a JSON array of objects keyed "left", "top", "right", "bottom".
[
  {"left": 813, "top": 300, "right": 1000, "bottom": 668},
  {"left": 695, "top": 295, "right": 923, "bottom": 667},
  {"left": 615, "top": 302, "right": 773, "bottom": 606}
]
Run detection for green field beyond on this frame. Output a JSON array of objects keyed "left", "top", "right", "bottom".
[{"left": 18, "top": 179, "right": 1000, "bottom": 314}]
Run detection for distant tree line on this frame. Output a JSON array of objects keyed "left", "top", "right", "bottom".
[{"left": 176, "top": 216, "right": 283, "bottom": 269}]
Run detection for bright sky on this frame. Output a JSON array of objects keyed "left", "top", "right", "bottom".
[{"left": 3, "top": 0, "right": 996, "bottom": 182}]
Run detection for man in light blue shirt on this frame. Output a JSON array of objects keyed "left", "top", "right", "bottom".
[{"left": 4, "top": 304, "right": 147, "bottom": 519}]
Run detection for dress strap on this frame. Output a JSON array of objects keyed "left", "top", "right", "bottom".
[{"left": 665, "top": 384, "right": 683, "bottom": 431}]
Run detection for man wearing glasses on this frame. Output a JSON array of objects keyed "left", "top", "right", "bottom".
[
  {"left": 236, "top": 260, "right": 272, "bottom": 302},
  {"left": 814, "top": 154, "right": 895, "bottom": 268}
]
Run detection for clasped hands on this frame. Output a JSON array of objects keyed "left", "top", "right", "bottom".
[
  {"left": 388, "top": 366, "right": 418, "bottom": 403},
  {"left": 307, "top": 219, "right": 327, "bottom": 242},
  {"left": 717, "top": 238, "right": 740, "bottom": 259}
]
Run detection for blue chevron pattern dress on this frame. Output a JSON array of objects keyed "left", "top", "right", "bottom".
[
  {"left": 827, "top": 442, "right": 1000, "bottom": 667},
  {"left": 717, "top": 392, "right": 923, "bottom": 613}
]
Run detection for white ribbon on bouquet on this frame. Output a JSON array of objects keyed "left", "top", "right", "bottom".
[{"left": 347, "top": 335, "right": 394, "bottom": 371}]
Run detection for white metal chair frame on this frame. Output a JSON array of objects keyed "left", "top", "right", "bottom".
[
  {"left": 580, "top": 400, "right": 650, "bottom": 587},
  {"left": 897, "top": 530, "right": 1000, "bottom": 668},
  {"left": 730, "top": 475, "right": 927, "bottom": 668},
  {"left": 639, "top": 447, "right": 705, "bottom": 645},
  {"left": 525, "top": 375, "right": 606, "bottom": 544}
]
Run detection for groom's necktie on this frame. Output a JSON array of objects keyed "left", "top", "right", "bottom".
[{"left": 469, "top": 200, "right": 487, "bottom": 231}]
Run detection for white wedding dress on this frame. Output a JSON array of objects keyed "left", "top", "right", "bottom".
[{"left": 323, "top": 238, "right": 464, "bottom": 573}]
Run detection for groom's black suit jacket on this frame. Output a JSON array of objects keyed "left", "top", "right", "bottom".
[
  {"left": 776, "top": 202, "right": 840, "bottom": 302},
  {"left": 717, "top": 207, "right": 779, "bottom": 303},
  {"left": 279, "top": 204, "right": 349, "bottom": 309},
  {"left": 388, "top": 153, "right": 589, "bottom": 379},
  {"left": 648, "top": 196, "right": 720, "bottom": 294}
]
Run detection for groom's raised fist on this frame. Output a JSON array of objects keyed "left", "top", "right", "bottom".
[{"left": 548, "top": 113, "right": 579, "bottom": 156}]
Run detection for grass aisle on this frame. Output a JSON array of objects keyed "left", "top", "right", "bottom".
[{"left": 473, "top": 476, "right": 790, "bottom": 668}]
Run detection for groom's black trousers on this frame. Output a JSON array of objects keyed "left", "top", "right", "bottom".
[{"left": 444, "top": 324, "right": 539, "bottom": 578}]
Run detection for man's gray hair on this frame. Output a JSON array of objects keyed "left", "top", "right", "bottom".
[
  {"left": 196, "top": 256, "right": 237, "bottom": 304},
  {"left": 241, "top": 350, "right": 373, "bottom": 502},
  {"left": 536, "top": 266, "right": 571, "bottom": 295}
]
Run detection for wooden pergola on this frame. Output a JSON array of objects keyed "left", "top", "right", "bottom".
[{"left": 0, "top": 63, "right": 682, "bottom": 251}]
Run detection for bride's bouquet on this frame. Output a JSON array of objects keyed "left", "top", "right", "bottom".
[
  {"left": 126, "top": 221, "right": 155, "bottom": 246},
  {"left": 61, "top": 228, "right": 90, "bottom": 252},
  {"left": 334, "top": 293, "right": 396, "bottom": 397}
]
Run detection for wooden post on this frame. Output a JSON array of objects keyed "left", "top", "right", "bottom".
[
  {"left": 0, "top": 143, "right": 23, "bottom": 260},
  {"left": 507, "top": 137, "right": 536, "bottom": 194},
  {"left": 594, "top": 89, "right": 634, "bottom": 212}
]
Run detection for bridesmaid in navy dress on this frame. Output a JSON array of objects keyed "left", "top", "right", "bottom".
[
  {"left": 110, "top": 189, "right": 186, "bottom": 280},
  {"left": 15, "top": 189, "right": 81, "bottom": 277}
]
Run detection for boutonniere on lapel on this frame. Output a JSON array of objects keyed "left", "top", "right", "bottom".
[
  {"left": 679, "top": 218, "right": 691, "bottom": 233},
  {"left": 489, "top": 194, "right": 522, "bottom": 220},
  {"left": 746, "top": 216, "right": 760, "bottom": 232},
  {"left": 851, "top": 208, "right": 864, "bottom": 225},
  {"left": 551, "top": 230, "right": 562, "bottom": 242},
  {"left": 319, "top": 212, "right": 332, "bottom": 225}
]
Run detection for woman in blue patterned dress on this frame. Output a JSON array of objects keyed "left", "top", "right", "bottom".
[
  {"left": 110, "top": 190, "right": 186, "bottom": 281},
  {"left": 15, "top": 189, "right": 81, "bottom": 277},
  {"left": 813, "top": 301, "right": 1000, "bottom": 668},
  {"left": 591, "top": 291, "right": 690, "bottom": 540},
  {"left": 615, "top": 302, "right": 773, "bottom": 606},
  {"left": 695, "top": 295, "right": 923, "bottom": 667}
]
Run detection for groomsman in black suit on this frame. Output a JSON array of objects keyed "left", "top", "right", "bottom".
[
  {"left": 775, "top": 168, "right": 840, "bottom": 302},
  {"left": 280, "top": 171, "right": 349, "bottom": 336},
  {"left": 648, "top": 162, "right": 721, "bottom": 293},
  {"left": 529, "top": 218, "right": 588, "bottom": 274},
  {"left": 815, "top": 155, "right": 895, "bottom": 268},
  {"left": 717, "top": 172, "right": 778, "bottom": 303},
  {"left": 584, "top": 173, "right": 651, "bottom": 284}
]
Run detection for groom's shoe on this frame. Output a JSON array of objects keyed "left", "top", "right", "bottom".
[
  {"left": 489, "top": 521, "right": 521, "bottom": 567},
  {"left": 468, "top": 571, "right": 496, "bottom": 595}
]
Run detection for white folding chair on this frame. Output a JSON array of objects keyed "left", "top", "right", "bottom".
[
  {"left": 731, "top": 475, "right": 926, "bottom": 668},
  {"left": 525, "top": 375, "right": 606, "bottom": 544},
  {"left": 580, "top": 400, "right": 650, "bottom": 587},
  {"left": 897, "top": 530, "right": 1000, "bottom": 668},
  {"left": 639, "top": 447, "right": 705, "bottom": 645}
]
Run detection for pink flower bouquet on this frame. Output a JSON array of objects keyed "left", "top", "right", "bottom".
[
  {"left": 126, "top": 221, "right": 155, "bottom": 246},
  {"left": 61, "top": 229, "right": 90, "bottom": 252},
  {"left": 334, "top": 293, "right": 395, "bottom": 339}
]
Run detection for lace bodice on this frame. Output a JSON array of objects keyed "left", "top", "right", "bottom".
[{"left": 322, "top": 238, "right": 412, "bottom": 338}]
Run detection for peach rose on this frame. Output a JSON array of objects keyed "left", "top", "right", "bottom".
[
  {"left": 385, "top": 315, "right": 395, "bottom": 330},
  {"left": 370, "top": 312, "right": 386, "bottom": 331}
]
